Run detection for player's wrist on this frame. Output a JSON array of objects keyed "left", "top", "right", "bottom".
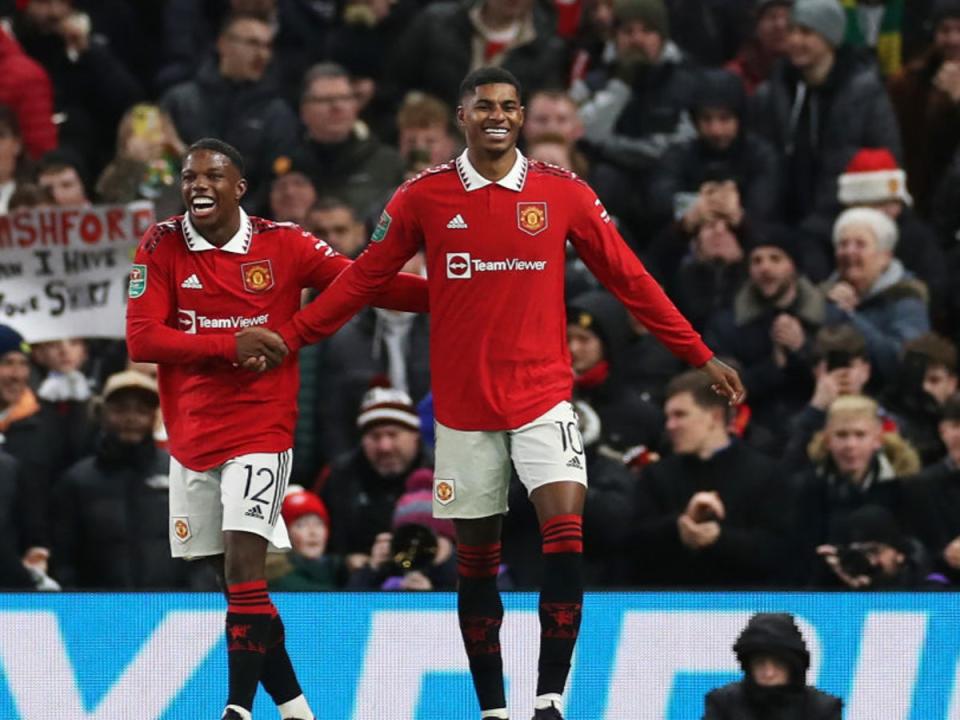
[{"left": 277, "top": 323, "right": 303, "bottom": 354}]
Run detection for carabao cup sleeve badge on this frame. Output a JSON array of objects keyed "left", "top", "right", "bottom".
[
  {"left": 128, "top": 264, "right": 147, "bottom": 298},
  {"left": 371, "top": 209, "right": 392, "bottom": 242}
]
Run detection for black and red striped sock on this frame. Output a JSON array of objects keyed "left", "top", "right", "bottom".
[
  {"left": 457, "top": 542, "right": 506, "bottom": 713},
  {"left": 260, "top": 613, "right": 304, "bottom": 707},
  {"left": 226, "top": 580, "right": 275, "bottom": 711},
  {"left": 537, "top": 514, "right": 584, "bottom": 697}
]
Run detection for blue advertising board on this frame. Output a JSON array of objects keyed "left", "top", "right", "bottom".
[{"left": 0, "top": 592, "right": 957, "bottom": 719}]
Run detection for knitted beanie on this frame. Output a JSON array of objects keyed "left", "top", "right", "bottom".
[
  {"left": 791, "top": 0, "right": 847, "bottom": 47},
  {"left": 0, "top": 325, "right": 29, "bottom": 358},
  {"left": 612, "top": 0, "right": 669, "bottom": 36}
]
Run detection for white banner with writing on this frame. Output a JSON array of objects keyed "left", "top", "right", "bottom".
[{"left": 0, "top": 201, "right": 155, "bottom": 342}]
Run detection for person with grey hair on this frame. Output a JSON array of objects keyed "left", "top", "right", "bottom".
[
  {"left": 823, "top": 207, "right": 930, "bottom": 383},
  {"left": 282, "top": 62, "right": 404, "bottom": 216},
  {"left": 752, "top": 0, "right": 901, "bottom": 227}
]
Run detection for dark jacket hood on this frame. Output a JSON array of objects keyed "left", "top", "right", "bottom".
[{"left": 734, "top": 613, "right": 810, "bottom": 683}]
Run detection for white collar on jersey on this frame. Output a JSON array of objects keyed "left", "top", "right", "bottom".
[
  {"left": 455, "top": 148, "right": 528, "bottom": 193},
  {"left": 181, "top": 207, "right": 253, "bottom": 254}
]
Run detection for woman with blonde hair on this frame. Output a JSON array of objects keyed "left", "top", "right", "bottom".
[{"left": 95, "top": 103, "right": 186, "bottom": 217}]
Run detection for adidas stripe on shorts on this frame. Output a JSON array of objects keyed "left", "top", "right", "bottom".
[
  {"left": 168, "top": 450, "right": 292, "bottom": 559},
  {"left": 432, "top": 401, "right": 588, "bottom": 519}
]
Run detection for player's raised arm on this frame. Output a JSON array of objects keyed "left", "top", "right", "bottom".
[
  {"left": 567, "top": 181, "right": 744, "bottom": 403},
  {"left": 279, "top": 190, "right": 425, "bottom": 352},
  {"left": 126, "top": 226, "right": 237, "bottom": 365}
]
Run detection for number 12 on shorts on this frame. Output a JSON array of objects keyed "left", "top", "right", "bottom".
[{"left": 243, "top": 464, "right": 275, "bottom": 505}]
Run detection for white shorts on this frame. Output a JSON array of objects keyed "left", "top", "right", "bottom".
[
  {"left": 433, "top": 400, "right": 588, "bottom": 519},
  {"left": 168, "top": 450, "right": 292, "bottom": 559}
]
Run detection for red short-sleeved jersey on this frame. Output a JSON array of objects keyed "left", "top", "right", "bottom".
[
  {"left": 126, "top": 211, "right": 428, "bottom": 469},
  {"left": 280, "top": 150, "right": 713, "bottom": 431}
]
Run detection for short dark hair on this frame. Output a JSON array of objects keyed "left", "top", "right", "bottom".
[
  {"left": 301, "top": 62, "right": 351, "bottom": 101},
  {"left": 187, "top": 138, "right": 245, "bottom": 175},
  {"left": 943, "top": 392, "right": 960, "bottom": 422},
  {"left": 459, "top": 67, "right": 522, "bottom": 102},
  {"left": 904, "top": 333, "right": 958, "bottom": 374},
  {"left": 665, "top": 369, "right": 728, "bottom": 412},
  {"left": 310, "top": 196, "right": 357, "bottom": 218},
  {"left": 813, "top": 324, "right": 868, "bottom": 362},
  {"left": 219, "top": 11, "right": 272, "bottom": 37}
]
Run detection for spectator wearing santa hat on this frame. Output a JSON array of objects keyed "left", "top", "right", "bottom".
[
  {"left": 823, "top": 207, "right": 930, "bottom": 383},
  {"left": 888, "top": 0, "right": 960, "bottom": 219},
  {"left": 833, "top": 148, "right": 948, "bottom": 313},
  {"left": 268, "top": 488, "right": 345, "bottom": 591},
  {"left": 317, "top": 386, "right": 433, "bottom": 569}
]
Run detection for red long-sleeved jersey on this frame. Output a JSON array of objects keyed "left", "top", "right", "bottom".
[
  {"left": 279, "top": 151, "right": 712, "bottom": 432},
  {"left": 126, "top": 211, "right": 428, "bottom": 469}
]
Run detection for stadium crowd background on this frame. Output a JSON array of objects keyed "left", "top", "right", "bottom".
[{"left": 1, "top": 0, "right": 960, "bottom": 596}]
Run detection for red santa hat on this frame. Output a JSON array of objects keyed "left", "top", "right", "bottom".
[{"left": 837, "top": 148, "right": 912, "bottom": 207}]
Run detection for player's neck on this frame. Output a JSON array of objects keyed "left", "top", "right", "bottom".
[
  {"left": 197, "top": 212, "right": 242, "bottom": 248},
  {"left": 467, "top": 146, "right": 518, "bottom": 183}
]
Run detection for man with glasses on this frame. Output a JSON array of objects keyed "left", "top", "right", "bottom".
[
  {"left": 286, "top": 62, "right": 405, "bottom": 216},
  {"left": 161, "top": 12, "right": 299, "bottom": 212}
]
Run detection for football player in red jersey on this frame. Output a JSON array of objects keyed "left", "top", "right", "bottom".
[
  {"left": 126, "top": 138, "right": 427, "bottom": 720},
  {"left": 276, "top": 69, "right": 744, "bottom": 720}
]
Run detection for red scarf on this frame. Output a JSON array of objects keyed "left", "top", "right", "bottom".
[{"left": 573, "top": 360, "right": 609, "bottom": 390}]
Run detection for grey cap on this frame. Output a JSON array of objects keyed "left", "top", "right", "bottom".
[{"left": 791, "top": 0, "right": 847, "bottom": 48}]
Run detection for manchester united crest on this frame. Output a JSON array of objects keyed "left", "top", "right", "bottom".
[
  {"left": 241, "top": 260, "right": 274, "bottom": 293},
  {"left": 517, "top": 202, "right": 548, "bottom": 236},
  {"left": 435, "top": 478, "right": 455, "bottom": 505},
  {"left": 172, "top": 517, "right": 191, "bottom": 543}
]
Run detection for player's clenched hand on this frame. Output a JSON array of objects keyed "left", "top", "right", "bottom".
[
  {"left": 235, "top": 327, "right": 288, "bottom": 370},
  {"left": 700, "top": 357, "right": 745, "bottom": 405}
]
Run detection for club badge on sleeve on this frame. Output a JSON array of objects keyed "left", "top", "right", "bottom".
[
  {"left": 517, "top": 202, "right": 548, "bottom": 236},
  {"left": 241, "top": 260, "right": 274, "bottom": 293}
]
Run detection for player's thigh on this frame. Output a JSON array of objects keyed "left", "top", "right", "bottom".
[
  {"left": 510, "top": 401, "right": 588, "bottom": 498},
  {"left": 434, "top": 422, "right": 512, "bottom": 519},
  {"left": 220, "top": 449, "right": 292, "bottom": 552},
  {"left": 168, "top": 455, "right": 224, "bottom": 559}
]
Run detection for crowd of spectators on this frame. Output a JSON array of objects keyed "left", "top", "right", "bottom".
[{"left": 1, "top": 0, "right": 960, "bottom": 594}]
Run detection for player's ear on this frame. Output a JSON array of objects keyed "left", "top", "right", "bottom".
[
  {"left": 455, "top": 104, "right": 466, "bottom": 129},
  {"left": 236, "top": 177, "right": 248, "bottom": 201},
  {"left": 518, "top": 105, "right": 525, "bottom": 128}
]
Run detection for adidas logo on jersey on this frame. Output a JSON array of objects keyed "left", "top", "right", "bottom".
[
  {"left": 244, "top": 505, "right": 264, "bottom": 519},
  {"left": 180, "top": 274, "right": 203, "bottom": 290},
  {"left": 566, "top": 456, "right": 583, "bottom": 469},
  {"left": 446, "top": 214, "right": 468, "bottom": 229}
]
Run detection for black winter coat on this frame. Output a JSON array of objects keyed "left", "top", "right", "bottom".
[
  {"left": 320, "top": 444, "right": 433, "bottom": 555},
  {"left": 631, "top": 441, "right": 786, "bottom": 586},
  {"left": 753, "top": 50, "right": 902, "bottom": 225},
  {"left": 51, "top": 436, "right": 202, "bottom": 589},
  {"left": 160, "top": 59, "right": 300, "bottom": 211},
  {"left": 385, "top": 0, "right": 568, "bottom": 109},
  {"left": 704, "top": 682, "right": 842, "bottom": 720}
]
